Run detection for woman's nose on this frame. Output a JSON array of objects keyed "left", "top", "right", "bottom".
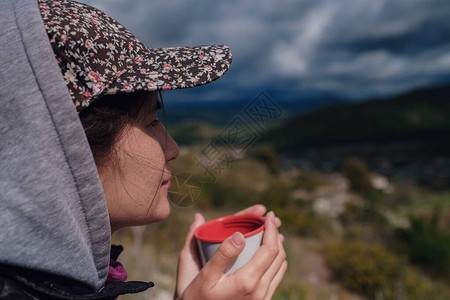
[
  {"left": 154, "top": 122, "right": 179, "bottom": 161},
  {"left": 163, "top": 132, "right": 180, "bottom": 162}
]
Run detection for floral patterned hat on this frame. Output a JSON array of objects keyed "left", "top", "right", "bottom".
[{"left": 38, "top": 0, "right": 232, "bottom": 112}]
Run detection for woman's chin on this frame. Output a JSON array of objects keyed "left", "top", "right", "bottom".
[{"left": 150, "top": 197, "right": 171, "bottom": 222}]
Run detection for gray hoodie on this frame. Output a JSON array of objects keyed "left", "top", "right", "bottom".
[{"left": 0, "top": 0, "right": 111, "bottom": 291}]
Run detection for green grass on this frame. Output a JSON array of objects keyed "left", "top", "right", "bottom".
[{"left": 403, "top": 192, "right": 450, "bottom": 210}]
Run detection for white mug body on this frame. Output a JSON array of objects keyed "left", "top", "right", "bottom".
[{"left": 197, "top": 230, "right": 264, "bottom": 273}]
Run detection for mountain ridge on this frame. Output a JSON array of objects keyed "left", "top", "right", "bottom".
[{"left": 260, "top": 83, "right": 450, "bottom": 156}]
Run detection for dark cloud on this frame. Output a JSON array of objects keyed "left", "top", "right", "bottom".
[
  {"left": 78, "top": 0, "right": 450, "bottom": 102},
  {"left": 322, "top": 1, "right": 450, "bottom": 55}
]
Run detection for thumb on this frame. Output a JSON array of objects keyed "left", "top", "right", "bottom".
[{"left": 202, "top": 232, "right": 245, "bottom": 280}]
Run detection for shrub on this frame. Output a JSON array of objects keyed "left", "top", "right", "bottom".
[
  {"left": 325, "top": 241, "right": 402, "bottom": 299},
  {"left": 401, "top": 268, "right": 429, "bottom": 300},
  {"left": 294, "top": 170, "right": 326, "bottom": 191},
  {"left": 274, "top": 208, "right": 330, "bottom": 237},
  {"left": 385, "top": 181, "right": 417, "bottom": 207},
  {"left": 272, "top": 282, "right": 308, "bottom": 300},
  {"left": 342, "top": 157, "right": 375, "bottom": 196},
  {"left": 202, "top": 181, "right": 252, "bottom": 209},
  {"left": 339, "top": 201, "right": 366, "bottom": 226},
  {"left": 248, "top": 145, "right": 280, "bottom": 176},
  {"left": 395, "top": 208, "right": 450, "bottom": 278},
  {"left": 263, "top": 178, "right": 291, "bottom": 211},
  {"left": 324, "top": 241, "right": 448, "bottom": 300}
]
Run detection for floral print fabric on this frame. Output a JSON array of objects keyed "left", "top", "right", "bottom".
[{"left": 38, "top": 0, "right": 232, "bottom": 112}]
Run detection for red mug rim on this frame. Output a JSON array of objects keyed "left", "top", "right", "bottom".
[{"left": 194, "top": 214, "right": 265, "bottom": 243}]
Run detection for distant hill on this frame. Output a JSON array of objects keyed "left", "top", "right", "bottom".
[
  {"left": 166, "top": 120, "right": 220, "bottom": 147},
  {"left": 260, "top": 84, "right": 450, "bottom": 157},
  {"left": 163, "top": 97, "right": 349, "bottom": 127}
]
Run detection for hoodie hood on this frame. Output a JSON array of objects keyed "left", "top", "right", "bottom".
[{"left": 0, "top": 0, "right": 110, "bottom": 291}]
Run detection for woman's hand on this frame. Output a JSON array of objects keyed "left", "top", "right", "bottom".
[
  {"left": 174, "top": 205, "right": 287, "bottom": 300},
  {"left": 174, "top": 205, "right": 280, "bottom": 298},
  {"left": 174, "top": 212, "right": 205, "bottom": 298}
]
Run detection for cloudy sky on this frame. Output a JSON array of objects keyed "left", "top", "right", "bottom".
[{"left": 78, "top": 0, "right": 450, "bottom": 103}]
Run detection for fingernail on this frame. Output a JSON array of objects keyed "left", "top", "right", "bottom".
[
  {"left": 276, "top": 217, "right": 282, "bottom": 226},
  {"left": 269, "top": 211, "right": 275, "bottom": 222},
  {"left": 194, "top": 213, "right": 200, "bottom": 222},
  {"left": 257, "top": 204, "right": 266, "bottom": 212},
  {"left": 231, "top": 232, "right": 244, "bottom": 247}
]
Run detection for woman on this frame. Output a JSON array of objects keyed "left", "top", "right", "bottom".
[{"left": 0, "top": 0, "right": 287, "bottom": 299}]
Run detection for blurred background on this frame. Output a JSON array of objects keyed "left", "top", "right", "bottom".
[{"left": 79, "top": 0, "right": 450, "bottom": 299}]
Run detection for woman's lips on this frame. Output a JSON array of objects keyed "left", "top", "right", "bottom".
[{"left": 161, "top": 174, "right": 171, "bottom": 188}]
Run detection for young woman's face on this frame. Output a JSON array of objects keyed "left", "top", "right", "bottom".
[{"left": 99, "top": 94, "right": 179, "bottom": 232}]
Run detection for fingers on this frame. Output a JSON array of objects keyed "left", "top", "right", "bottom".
[
  {"left": 202, "top": 232, "right": 245, "bottom": 282},
  {"left": 258, "top": 230, "right": 287, "bottom": 298},
  {"left": 274, "top": 216, "right": 282, "bottom": 228},
  {"left": 182, "top": 213, "right": 204, "bottom": 250},
  {"left": 238, "top": 212, "right": 280, "bottom": 281},
  {"left": 264, "top": 260, "right": 288, "bottom": 300},
  {"left": 180, "top": 213, "right": 205, "bottom": 266},
  {"left": 185, "top": 211, "right": 286, "bottom": 300},
  {"left": 235, "top": 204, "right": 266, "bottom": 216},
  {"left": 176, "top": 213, "right": 206, "bottom": 299}
]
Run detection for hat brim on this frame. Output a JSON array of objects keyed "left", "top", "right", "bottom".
[
  {"left": 107, "top": 45, "right": 232, "bottom": 96},
  {"left": 39, "top": 0, "right": 232, "bottom": 111}
]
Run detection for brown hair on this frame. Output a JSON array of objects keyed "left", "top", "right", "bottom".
[{"left": 78, "top": 91, "right": 159, "bottom": 168}]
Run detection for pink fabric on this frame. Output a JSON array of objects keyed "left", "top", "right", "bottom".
[{"left": 106, "top": 259, "right": 128, "bottom": 284}]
